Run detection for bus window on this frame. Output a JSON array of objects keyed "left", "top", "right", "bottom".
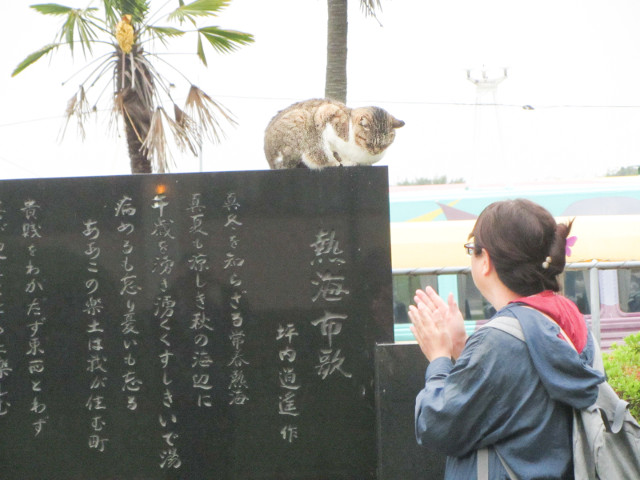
[
  {"left": 563, "top": 270, "right": 591, "bottom": 315},
  {"left": 392, "top": 274, "right": 437, "bottom": 324},
  {"left": 618, "top": 268, "right": 640, "bottom": 313},
  {"left": 457, "top": 272, "right": 494, "bottom": 320},
  {"left": 393, "top": 272, "right": 494, "bottom": 324}
]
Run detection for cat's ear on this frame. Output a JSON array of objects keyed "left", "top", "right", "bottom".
[
  {"left": 359, "top": 115, "right": 370, "bottom": 130},
  {"left": 392, "top": 117, "right": 405, "bottom": 129}
]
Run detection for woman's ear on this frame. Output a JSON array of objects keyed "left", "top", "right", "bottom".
[{"left": 480, "top": 249, "right": 493, "bottom": 277}]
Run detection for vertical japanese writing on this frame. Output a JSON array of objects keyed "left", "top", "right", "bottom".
[
  {"left": 22, "top": 199, "right": 48, "bottom": 436},
  {"left": 82, "top": 218, "right": 109, "bottom": 451},
  {"left": 0, "top": 202, "right": 9, "bottom": 419},
  {"left": 150, "top": 188, "right": 181, "bottom": 470},
  {"left": 186, "top": 193, "right": 213, "bottom": 408},
  {"left": 114, "top": 195, "right": 142, "bottom": 411},
  {"left": 310, "top": 230, "right": 352, "bottom": 381},
  {"left": 222, "top": 193, "right": 249, "bottom": 405},
  {"left": 276, "top": 322, "right": 300, "bottom": 443},
  {"left": 0, "top": 171, "right": 389, "bottom": 478}
]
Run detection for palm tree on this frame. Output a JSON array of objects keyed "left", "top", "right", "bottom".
[
  {"left": 325, "top": 0, "right": 381, "bottom": 103},
  {"left": 12, "top": 0, "right": 254, "bottom": 174}
]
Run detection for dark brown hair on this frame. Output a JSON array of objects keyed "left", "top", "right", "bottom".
[{"left": 470, "top": 199, "right": 573, "bottom": 296}]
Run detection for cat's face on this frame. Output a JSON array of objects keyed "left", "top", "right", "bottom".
[{"left": 352, "top": 107, "right": 404, "bottom": 155}]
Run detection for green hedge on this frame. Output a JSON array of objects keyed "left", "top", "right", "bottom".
[{"left": 602, "top": 332, "right": 640, "bottom": 420}]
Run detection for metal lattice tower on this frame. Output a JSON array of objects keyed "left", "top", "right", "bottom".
[{"left": 466, "top": 66, "right": 509, "bottom": 184}]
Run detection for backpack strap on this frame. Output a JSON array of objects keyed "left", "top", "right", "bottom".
[
  {"left": 612, "top": 398, "right": 630, "bottom": 433},
  {"left": 480, "top": 316, "right": 525, "bottom": 342},
  {"left": 477, "top": 447, "right": 489, "bottom": 480},
  {"left": 477, "top": 317, "right": 534, "bottom": 479},
  {"left": 476, "top": 317, "right": 525, "bottom": 480},
  {"left": 486, "top": 311, "right": 579, "bottom": 353},
  {"left": 477, "top": 447, "right": 519, "bottom": 480},
  {"left": 590, "top": 330, "right": 605, "bottom": 373}
]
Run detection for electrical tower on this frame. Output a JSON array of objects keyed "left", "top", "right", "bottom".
[{"left": 466, "top": 66, "right": 509, "bottom": 184}]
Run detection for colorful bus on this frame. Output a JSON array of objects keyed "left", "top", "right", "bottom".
[{"left": 389, "top": 177, "right": 640, "bottom": 350}]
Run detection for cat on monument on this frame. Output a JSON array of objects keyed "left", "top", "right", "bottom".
[{"left": 264, "top": 98, "right": 404, "bottom": 169}]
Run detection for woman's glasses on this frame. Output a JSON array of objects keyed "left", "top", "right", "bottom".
[{"left": 464, "top": 242, "right": 480, "bottom": 256}]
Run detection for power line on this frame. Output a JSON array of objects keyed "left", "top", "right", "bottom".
[
  {"left": 0, "top": 155, "right": 41, "bottom": 177},
  {"left": 0, "top": 114, "right": 68, "bottom": 128},
  {"left": 4, "top": 99, "right": 640, "bottom": 130},
  {"left": 348, "top": 99, "right": 640, "bottom": 110}
]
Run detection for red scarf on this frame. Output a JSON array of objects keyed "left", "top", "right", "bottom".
[{"left": 511, "top": 290, "right": 588, "bottom": 353}]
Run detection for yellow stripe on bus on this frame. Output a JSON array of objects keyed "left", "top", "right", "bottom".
[{"left": 391, "top": 215, "right": 640, "bottom": 270}]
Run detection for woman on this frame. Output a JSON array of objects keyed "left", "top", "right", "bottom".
[{"left": 409, "top": 199, "right": 605, "bottom": 479}]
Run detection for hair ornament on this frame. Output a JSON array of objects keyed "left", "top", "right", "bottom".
[
  {"left": 542, "top": 256, "right": 552, "bottom": 269},
  {"left": 565, "top": 236, "right": 577, "bottom": 257}
]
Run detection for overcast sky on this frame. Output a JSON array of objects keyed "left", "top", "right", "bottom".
[{"left": 2, "top": 0, "right": 640, "bottom": 185}]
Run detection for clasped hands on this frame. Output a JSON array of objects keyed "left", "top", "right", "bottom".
[{"left": 408, "top": 286, "right": 468, "bottom": 362}]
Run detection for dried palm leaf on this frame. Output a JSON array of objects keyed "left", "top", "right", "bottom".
[
  {"left": 173, "top": 103, "right": 201, "bottom": 156},
  {"left": 141, "top": 107, "right": 172, "bottom": 173},
  {"left": 184, "top": 85, "right": 237, "bottom": 144},
  {"left": 60, "top": 85, "right": 91, "bottom": 141},
  {"left": 109, "top": 87, "right": 125, "bottom": 137}
]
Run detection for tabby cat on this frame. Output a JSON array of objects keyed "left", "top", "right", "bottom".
[{"left": 264, "top": 98, "right": 404, "bottom": 169}]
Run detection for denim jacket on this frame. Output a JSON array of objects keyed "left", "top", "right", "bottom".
[{"left": 415, "top": 303, "right": 605, "bottom": 479}]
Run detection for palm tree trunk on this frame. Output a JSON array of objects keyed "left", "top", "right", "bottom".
[
  {"left": 116, "top": 48, "right": 153, "bottom": 174},
  {"left": 325, "top": 0, "right": 348, "bottom": 103},
  {"left": 122, "top": 87, "right": 152, "bottom": 174}
]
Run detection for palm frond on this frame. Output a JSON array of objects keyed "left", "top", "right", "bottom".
[
  {"left": 12, "top": 44, "right": 59, "bottom": 76},
  {"left": 197, "top": 26, "right": 254, "bottom": 58},
  {"left": 360, "top": 0, "right": 383, "bottom": 26},
  {"left": 60, "top": 85, "right": 92, "bottom": 141},
  {"left": 55, "top": 7, "right": 101, "bottom": 57},
  {"left": 126, "top": 52, "right": 159, "bottom": 108},
  {"left": 184, "top": 85, "right": 236, "bottom": 144},
  {"left": 196, "top": 35, "right": 207, "bottom": 66},
  {"left": 117, "top": 0, "right": 149, "bottom": 23},
  {"left": 172, "top": 103, "right": 201, "bottom": 156},
  {"left": 141, "top": 107, "right": 173, "bottom": 173},
  {"left": 140, "top": 104, "right": 201, "bottom": 173},
  {"left": 136, "top": 104, "right": 202, "bottom": 173},
  {"left": 31, "top": 3, "right": 74, "bottom": 15},
  {"left": 148, "top": 25, "right": 186, "bottom": 46},
  {"left": 168, "top": 0, "right": 229, "bottom": 24},
  {"left": 102, "top": 0, "right": 120, "bottom": 28},
  {"left": 149, "top": 26, "right": 186, "bottom": 36},
  {"left": 360, "top": 0, "right": 383, "bottom": 16},
  {"left": 110, "top": 86, "right": 125, "bottom": 136},
  {"left": 141, "top": 104, "right": 201, "bottom": 172},
  {"left": 101, "top": 0, "right": 150, "bottom": 24}
]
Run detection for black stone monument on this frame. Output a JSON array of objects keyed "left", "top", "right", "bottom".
[
  {"left": 375, "top": 343, "right": 447, "bottom": 480},
  {"left": 0, "top": 167, "right": 393, "bottom": 479}
]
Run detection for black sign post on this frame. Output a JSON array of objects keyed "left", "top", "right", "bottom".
[{"left": 0, "top": 167, "right": 393, "bottom": 479}]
